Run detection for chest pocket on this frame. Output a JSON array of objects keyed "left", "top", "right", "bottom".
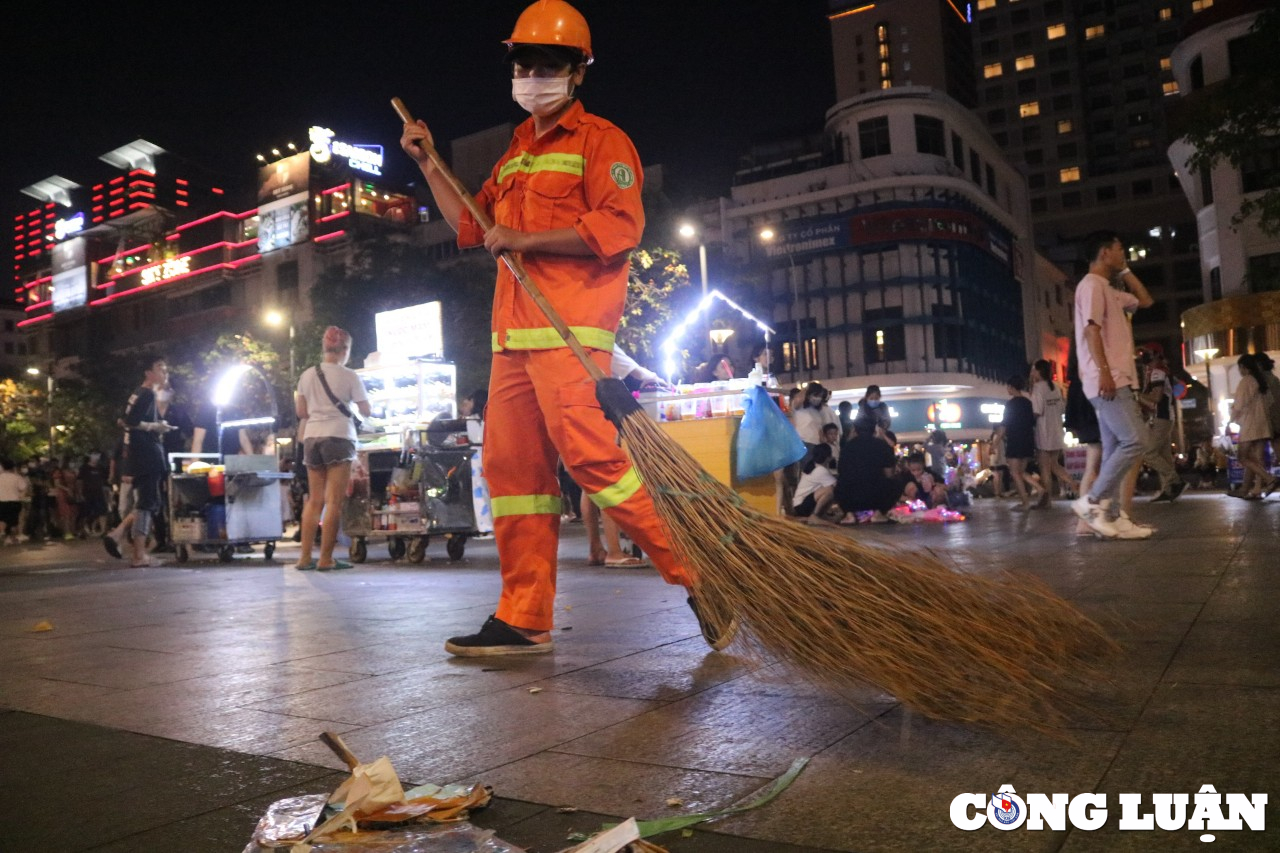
[{"left": 523, "top": 170, "right": 583, "bottom": 232}]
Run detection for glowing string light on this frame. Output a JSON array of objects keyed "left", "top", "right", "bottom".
[{"left": 660, "top": 289, "right": 775, "bottom": 380}]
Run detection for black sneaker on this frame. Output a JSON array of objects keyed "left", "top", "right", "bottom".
[
  {"left": 1169, "top": 481, "right": 1189, "bottom": 501},
  {"left": 444, "top": 615, "right": 554, "bottom": 657},
  {"left": 101, "top": 534, "right": 122, "bottom": 559},
  {"left": 686, "top": 594, "right": 739, "bottom": 651}
]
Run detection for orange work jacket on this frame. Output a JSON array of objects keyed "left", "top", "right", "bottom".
[{"left": 456, "top": 100, "right": 644, "bottom": 353}]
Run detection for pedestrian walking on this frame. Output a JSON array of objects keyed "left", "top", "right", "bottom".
[{"left": 1069, "top": 232, "right": 1156, "bottom": 540}]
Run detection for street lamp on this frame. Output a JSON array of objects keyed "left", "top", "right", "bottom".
[
  {"left": 758, "top": 227, "right": 803, "bottom": 375},
  {"left": 677, "top": 222, "right": 709, "bottom": 298},
  {"left": 26, "top": 365, "right": 54, "bottom": 455},
  {"left": 263, "top": 308, "right": 296, "bottom": 392}
]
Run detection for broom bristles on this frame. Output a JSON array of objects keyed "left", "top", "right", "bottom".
[{"left": 616, "top": 408, "right": 1116, "bottom": 735}]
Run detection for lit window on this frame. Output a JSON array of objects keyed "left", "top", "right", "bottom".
[
  {"left": 1191, "top": 0, "right": 1213, "bottom": 11},
  {"left": 1162, "top": 80, "right": 1180, "bottom": 95},
  {"left": 877, "top": 24, "right": 888, "bottom": 41},
  {"left": 880, "top": 61, "right": 891, "bottom": 77},
  {"left": 1085, "top": 24, "right": 1105, "bottom": 40},
  {"left": 1160, "top": 57, "right": 1172, "bottom": 71},
  {"left": 1015, "top": 54, "right": 1036, "bottom": 71},
  {"left": 879, "top": 43, "right": 890, "bottom": 59},
  {"left": 1020, "top": 101, "right": 1041, "bottom": 117},
  {"left": 977, "top": 0, "right": 996, "bottom": 9},
  {"left": 1047, "top": 23, "right": 1067, "bottom": 39},
  {"left": 1159, "top": 7, "right": 1172, "bottom": 20},
  {"left": 983, "top": 62, "right": 1004, "bottom": 78},
  {"left": 1059, "top": 166, "right": 1081, "bottom": 183},
  {"left": 1057, "top": 119, "right": 1073, "bottom": 134},
  {"left": 881, "top": 78, "right": 893, "bottom": 89}
]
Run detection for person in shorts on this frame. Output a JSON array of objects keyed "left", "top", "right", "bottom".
[
  {"left": 293, "top": 326, "right": 371, "bottom": 571},
  {"left": 0, "top": 458, "right": 29, "bottom": 544}
]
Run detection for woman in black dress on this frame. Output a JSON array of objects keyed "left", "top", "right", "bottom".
[{"left": 998, "top": 374, "right": 1039, "bottom": 511}]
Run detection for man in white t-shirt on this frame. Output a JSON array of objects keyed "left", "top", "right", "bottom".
[{"left": 1070, "top": 232, "right": 1155, "bottom": 540}]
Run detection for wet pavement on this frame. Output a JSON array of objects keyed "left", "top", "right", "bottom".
[{"left": 1, "top": 490, "right": 1278, "bottom": 852}]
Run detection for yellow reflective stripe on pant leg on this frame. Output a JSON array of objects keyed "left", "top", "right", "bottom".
[
  {"left": 491, "top": 494, "right": 563, "bottom": 519},
  {"left": 587, "top": 467, "right": 643, "bottom": 509}
]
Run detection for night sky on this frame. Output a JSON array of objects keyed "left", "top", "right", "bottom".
[{"left": 2, "top": 1, "right": 835, "bottom": 222}]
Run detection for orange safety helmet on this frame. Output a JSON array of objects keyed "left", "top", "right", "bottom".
[{"left": 505, "top": 0, "right": 594, "bottom": 64}]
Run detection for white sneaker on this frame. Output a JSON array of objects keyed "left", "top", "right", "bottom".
[
  {"left": 1071, "top": 496, "right": 1118, "bottom": 538},
  {"left": 1113, "top": 512, "right": 1154, "bottom": 539}
]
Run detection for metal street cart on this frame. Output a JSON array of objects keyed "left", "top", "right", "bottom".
[
  {"left": 167, "top": 449, "right": 293, "bottom": 564},
  {"left": 343, "top": 429, "right": 478, "bottom": 564}
]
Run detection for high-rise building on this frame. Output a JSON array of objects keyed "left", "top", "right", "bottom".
[
  {"left": 829, "top": 0, "right": 977, "bottom": 107},
  {"left": 969, "top": 0, "right": 1208, "bottom": 360}
]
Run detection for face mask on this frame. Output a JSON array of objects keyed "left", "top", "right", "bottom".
[
  {"left": 867, "top": 400, "right": 882, "bottom": 408},
  {"left": 512, "top": 76, "right": 573, "bottom": 117},
  {"left": 156, "top": 390, "right": 173, "bottom": 403}
]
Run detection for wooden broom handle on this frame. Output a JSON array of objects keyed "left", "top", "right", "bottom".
[
  {"left": 319, "top": 730, "right": 361, "bottom": 770},
  {"left": 392, "top": 97, "right": 606, "bottom": 382}
]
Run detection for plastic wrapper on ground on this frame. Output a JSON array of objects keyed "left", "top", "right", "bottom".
[{"left": 242, "top": 815, "right": 524, "bottom": 853}]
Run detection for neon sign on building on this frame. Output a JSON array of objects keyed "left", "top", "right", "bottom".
[
  {"left": 308, "top": 126, "right": 384, "bottom": 176},
  {"left": 140, "top": 256, "right": 192, "bottom": 286}
]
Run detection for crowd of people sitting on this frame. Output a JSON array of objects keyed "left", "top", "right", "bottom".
[{"left": 783, "top": 382, "right": 974, "bottom": 525}]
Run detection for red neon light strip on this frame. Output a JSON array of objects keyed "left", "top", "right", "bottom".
[
  {"left": 212, "top": 188, "right": 223, "bottom": 194},
  {"left": 176, "top": 178, "right": 189, "bottom": 185},
  {"left": 129, "top": 169, "right": 154, "bottom": 176},
  {"left": 95, "top": 240, "right": 258, "bottom": 285},
  {"left": 314, "top": 230, "right": 347, "bottom": 243},
  {"left": 316, "top": 211, "right": 349, "bottom": 223},
  {"left": 17, "top": 313, "right": 54, "bottom": 328},
  {"left": 87, "top": 254, "right": 261, "bottom": 306},
  {"left": 25, "top": 300, "right": 52, "bottom": 313},
  {"left": 321, "top": 184, "right": 350, "bottom": 195}
]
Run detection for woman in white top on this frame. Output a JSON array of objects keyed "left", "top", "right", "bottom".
[
  {"left": 1030, "top": 359, "right": 1076, "bottom": 506},
  {"left": 1229, "top": 353, "right": 1277, "bottom": 499},
  {"left": 792, "top": 382, "right": 840, "bottom": 447},
  {"left": 792, "top": 442, "right": 838, "bottom": 520},
  {"left": 293, "top": 326, "right": 371, "bottom": 570}
]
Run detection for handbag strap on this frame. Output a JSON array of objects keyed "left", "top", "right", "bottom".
[{"left": 313, "top": 364, "right": 362, "bottom": 429}]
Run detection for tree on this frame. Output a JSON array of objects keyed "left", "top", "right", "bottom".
[
  {"left": 1179, "top": 9, "right": 1280, "bottom": 245},
  {"left": 309, "top": 236, "right": 494, "bottom": 398},
  {"left": 617, "top": 246, "right": 693, "bottom": 363},
  {"left": 0, "top": 378, "right": 43, "bottom": 462}
]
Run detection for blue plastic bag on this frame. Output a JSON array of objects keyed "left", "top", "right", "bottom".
[{"left": 735, "top": 385, "right": 807, "bottom": 480}]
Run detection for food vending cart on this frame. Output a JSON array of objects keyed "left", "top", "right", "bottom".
[
  {"left": 343, "top": 428, "right": 478, "bottom": 563},
  {"left": 356, "top": 302, "right": 456, "bottom": 452},
  {"left": 167, "top": 365, "right": 292, "bottom": 563}
]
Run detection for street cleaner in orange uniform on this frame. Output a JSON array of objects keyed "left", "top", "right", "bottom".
[{"left": 400, "top": 0, "right": 733, "bottom": 656}]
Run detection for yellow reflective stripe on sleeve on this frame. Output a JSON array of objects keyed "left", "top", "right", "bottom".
[
  {"left": 495, "top": 326, "right": 616, "bottom": 352},
  {"left": 587, "top": 466, "right": 643, "bottom": 509},
  {"left": 490, "top": 494, "right": 563, "bottom": 519},
  {"left": 497, "top": 152, "right": 587, "bottom": 183}
]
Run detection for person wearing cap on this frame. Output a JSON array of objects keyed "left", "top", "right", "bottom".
[{"left": 400, "top": 1, "right": 731, "bottom": 657}]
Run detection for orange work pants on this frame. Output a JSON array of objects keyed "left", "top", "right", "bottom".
[{"left": 484, "top": 347, "right": 693, "bottom": 631}]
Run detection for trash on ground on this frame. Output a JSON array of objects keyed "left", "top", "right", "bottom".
[
  {"left": 242, "top": 731, "right": 510, "bottom": 851},
  {"left": 607, "top": 757, "right": 808, "bottom": 841},
  {"left": 30, "top": 620, "right": 54, "bottom": 632},
  {"left": 554, "top": 818, "right": 669, "bottom": 853}
]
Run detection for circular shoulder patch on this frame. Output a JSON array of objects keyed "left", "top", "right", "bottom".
[{"left": 610, "top": 162, "right": 636, "bottom": 189}]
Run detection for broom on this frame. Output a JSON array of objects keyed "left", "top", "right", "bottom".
[{"left": 392, "top": 98, "right": 1115, "bottom": 734}]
